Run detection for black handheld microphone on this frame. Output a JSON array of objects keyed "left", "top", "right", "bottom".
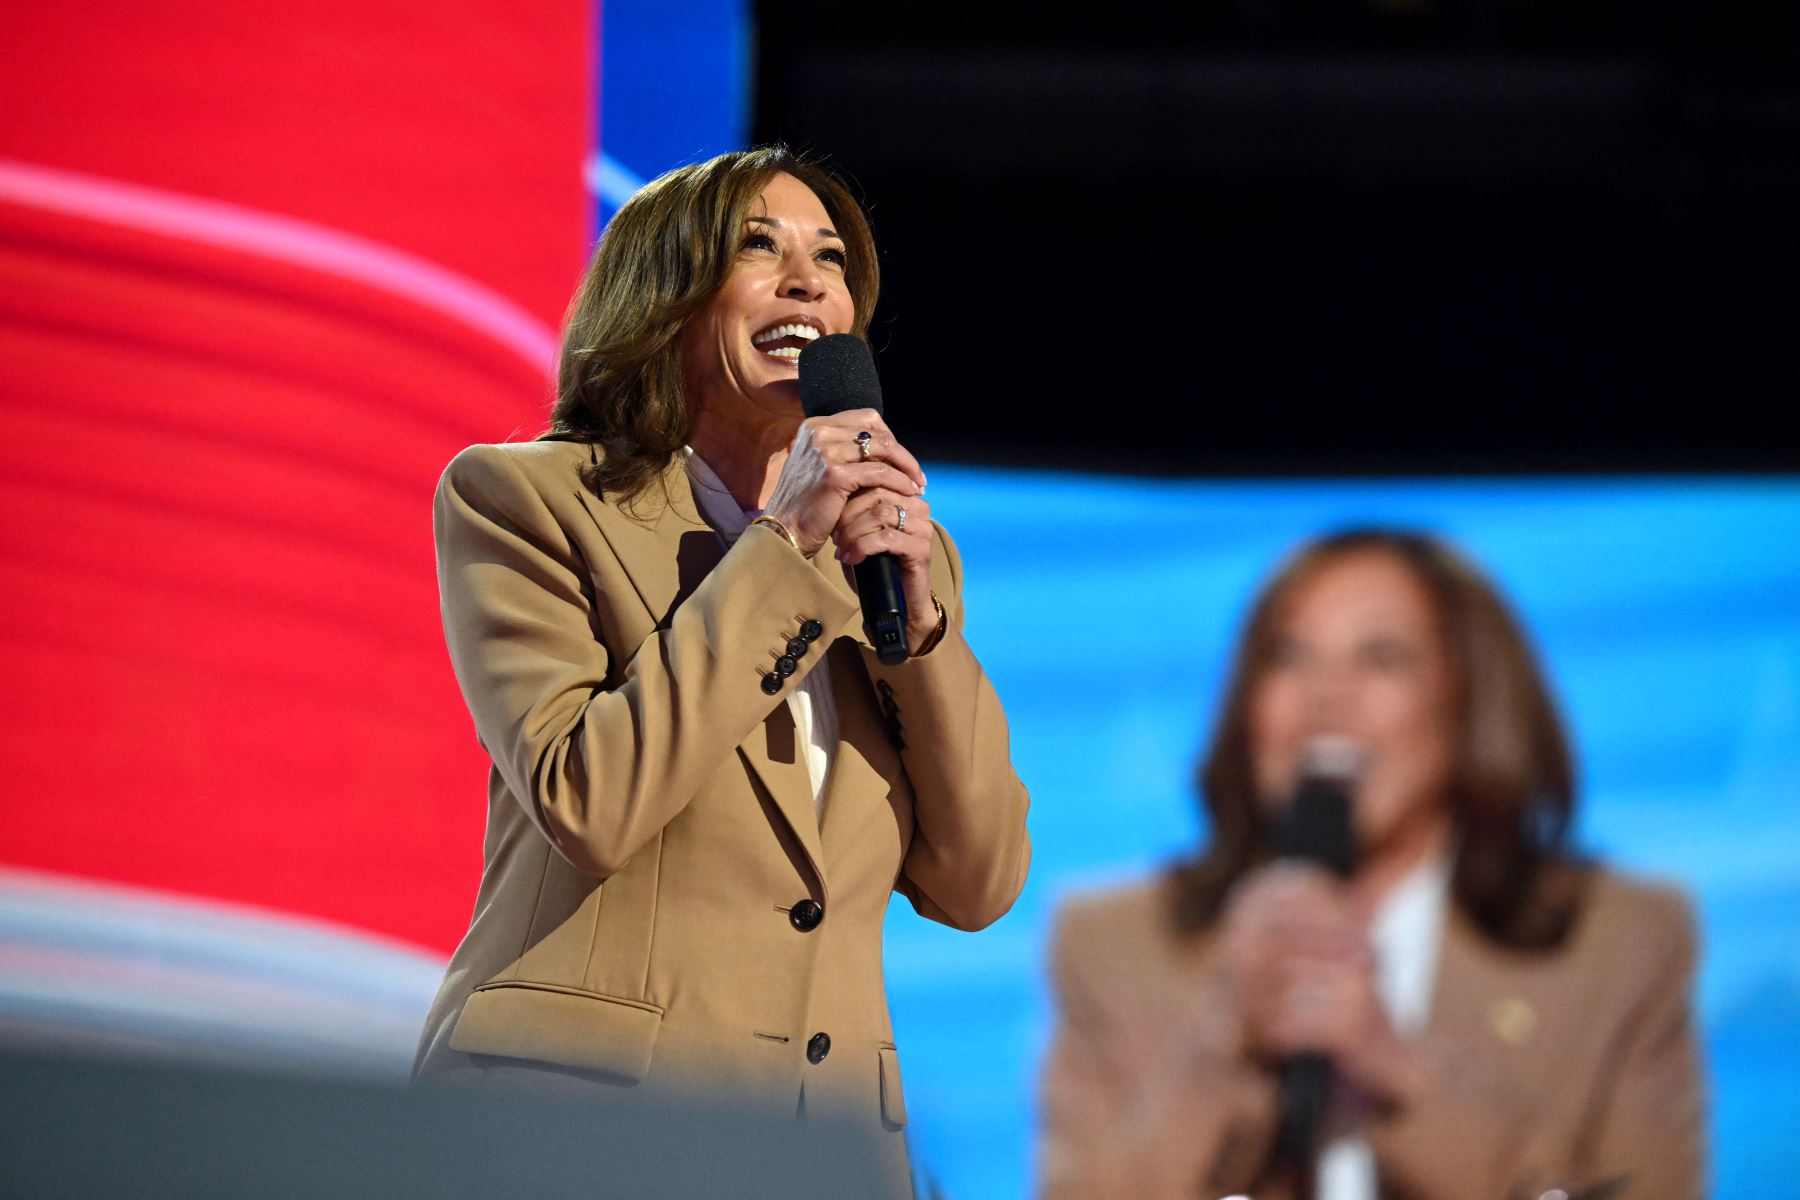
[
  {"left": 797, "top": 333, "right": 909, "bottom": 665},
  {"left": 1271, "top": 736, "right": 1361, "bottom": 1176}
]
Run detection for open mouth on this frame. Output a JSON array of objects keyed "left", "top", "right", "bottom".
[{"left": 751, "top": 320, "right": 823, "bottom": 361}]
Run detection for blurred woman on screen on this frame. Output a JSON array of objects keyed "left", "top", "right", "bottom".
[
  {"left": 1040, "top": 530, "right": 1703, "bottom": 1200},
  {"left": 411, "top": 147, "right": 1029, "bottom": 1191}
]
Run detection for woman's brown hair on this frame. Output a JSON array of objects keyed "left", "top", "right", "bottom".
[
  {"left": 543, "top": 146, "right": 880, "bottom": 503},
  {"left": 1171, "top": 529, "right": 1588, "bottom": 950}
]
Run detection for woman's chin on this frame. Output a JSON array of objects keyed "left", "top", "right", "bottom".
[
  {"left": 696, "top": 377, "right": 803, "bottom": 427},
  {"left": 750, "top": 374, "right": 805, "bottom": 410}
]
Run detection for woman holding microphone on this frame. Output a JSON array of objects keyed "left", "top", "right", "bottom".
[
  {"left": 1041, "top": 530, "right": 1702, "bottom": 1199},
  {"left": 413, "top": 147, "right": 1030, "bottom": 1191}
]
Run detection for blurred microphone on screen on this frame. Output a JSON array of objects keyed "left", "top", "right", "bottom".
[{"left": 1272, "top": 736, "right": 1361, "bottom": 1177}]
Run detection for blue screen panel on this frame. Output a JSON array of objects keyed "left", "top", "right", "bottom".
[
  {"left": 594, "top": 0, "right": 750, "bottom": 226},
  {"left": 882, "top": 471, "right": 1800, "bottom": 1199}
]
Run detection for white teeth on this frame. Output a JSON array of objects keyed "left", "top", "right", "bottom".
[
  {"left": 752, "top": 322, "right": 822, "bottom": 346},
  {"left": 763, "top": 346, "right": 802, "bottom": 359}
]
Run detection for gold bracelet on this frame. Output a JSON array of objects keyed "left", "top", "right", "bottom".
[
  {"left": 911, "top": 591, "right": 948, "bottom": 657},
  {"left": 750, "top": 514, "right": 799, "bottom": 551}
]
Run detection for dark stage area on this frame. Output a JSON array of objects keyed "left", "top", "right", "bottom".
[{"left": 755, "top": 1, "right": 1800, "bottom": 474}]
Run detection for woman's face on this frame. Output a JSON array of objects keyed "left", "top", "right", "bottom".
[
  {"left": 1248, "top": 549, "right": 1458, "bottom": 856},
  {"left": 681, "top": 171, "right": 857, "bottom": 428}
]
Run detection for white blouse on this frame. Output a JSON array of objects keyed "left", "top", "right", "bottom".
[{"left": 1316, "top": 851, "right": 1453, "bottom": 1200}]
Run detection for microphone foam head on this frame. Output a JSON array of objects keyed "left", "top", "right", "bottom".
[
  {"left": 1282, "top": 737, "right": 1361, "bottom": 877},
  {"left": 798, "top": 333, "right": 883, "bottom": 418}
]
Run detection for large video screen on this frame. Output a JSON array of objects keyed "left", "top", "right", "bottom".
[
  {"left": 3, "top": 2, "right": 1795, "bottom": 1196},
  {"left": 883, "top": 469, "right": 1800, "bottom": 1199}
]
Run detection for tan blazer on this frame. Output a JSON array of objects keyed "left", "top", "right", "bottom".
[
  {"left": 1041, "top": 870, "right": 1704, "bottom": 1200},
  {"left": 412, "top": 441, "right": 1031, "bottom": 1178}
]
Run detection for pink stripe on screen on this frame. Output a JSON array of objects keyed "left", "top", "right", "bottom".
[{"left": 0, "top": 157, "right": 560, "bottom": 375}]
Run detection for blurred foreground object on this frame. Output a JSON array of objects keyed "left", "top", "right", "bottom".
[{"left": 0, "top": 1047, "right": 893, "bottom": 1199}]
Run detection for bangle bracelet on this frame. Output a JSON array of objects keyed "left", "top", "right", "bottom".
[
  {"left": 750, "top": 514, "right": 799, "bottom": 551},
  {"left": 911, "top": 590, "right": 948, "bottom": 657}
]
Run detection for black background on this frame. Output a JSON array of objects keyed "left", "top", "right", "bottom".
[{"left": 754, "top": 0, "right": 1800, "bottom": 474}]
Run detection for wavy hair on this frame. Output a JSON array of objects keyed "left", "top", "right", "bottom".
[
  {"left": 543, "top": 146, "right": 880, "bottom": 503},
  {"left": 1171, "top": 529, "right": 1588, "bottom": 951}
]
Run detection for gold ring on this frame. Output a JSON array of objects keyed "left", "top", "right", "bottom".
[{"left": 855, "top": 430, "right": 873, "bottom": 462}]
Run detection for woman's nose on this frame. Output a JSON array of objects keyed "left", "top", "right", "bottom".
[
  {"left": 1302, "top": 664, "right": 1356, "bottom": 723},
  {"left": 778, "top": 254, "right": 826, "bottom": 300}
]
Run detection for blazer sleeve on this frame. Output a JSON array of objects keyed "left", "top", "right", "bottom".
[
  {"left": 870, "top": 520, "right": 1031, "bottom": 931},
  {"left": 1039, "top": 904, "right": 1279, "bottom": 1200},
  {"left": 434, "top": 445, "right": 859, "bottom": 878},
  {"left": 1370, "top": 891, "right": 1706, "bottom": 1200}
]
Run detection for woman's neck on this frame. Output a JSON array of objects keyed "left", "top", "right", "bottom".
[
  {"left": 688, "top": 404, "right": 797, "bottom": 512},
  {"left": 1347, "top": 809, "right": 1453, "bottom": 923}
]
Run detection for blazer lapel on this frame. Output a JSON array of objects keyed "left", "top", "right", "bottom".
[
  {"left": 818, "top": 640, "right": 908, "bottom": 868},
  {"left": 575, "top": 459, "right": 718, "bottom": 629},
  {"left": 576, "top": 456, "right": 829, "bottom": 892},
  {"left": 1417, "top": 910, "right": 1548, "bottom": 1124},
  {"left": 748, "top": 538, "right": 870, "bottom": 892},
  {"left": 738, "top": 701, "right": 829, "bottom": 898}
]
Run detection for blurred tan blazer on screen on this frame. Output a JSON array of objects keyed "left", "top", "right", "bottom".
[
  {"left": 412, "top": 441, "right": 1030, "bottom": 1173},
  {"left": 1041, "top": 871, "right": 1704, "bottom": 1200}
]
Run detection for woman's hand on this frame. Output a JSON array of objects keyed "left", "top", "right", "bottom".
[
  {"left": 763, "top": 409, "right": 925, "bottom": 559},
  {"left": 833, "top": 476, "right": 938, "bottom": 650},
  {"left": 1220, "top": 863, "right": 1425, "bottom": 1107}
]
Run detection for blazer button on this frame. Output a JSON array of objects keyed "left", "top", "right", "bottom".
[
  {"left": 775, "top": 654, "right": 798, "bottom": 677},
  {"left": 789, "top": 899, "right": 823, "bottom": 932},
  {"left": 806, "top": 1032, "right": 831, "bottom": 1064},
  {"left": 786, "top": 637, "right": 809, "bottom": 658},
  {"left": 761, "top": 673, "right": 782, "bottom": 695},
  {"left": 800, "top": 619, "right": 824, "bottom": 642}
]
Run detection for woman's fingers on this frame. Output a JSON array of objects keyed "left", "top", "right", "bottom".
[
  {"left": 1226, "top": 859, "right": 1376, "bottom": 1061},
  {"left": 1225, "top": 862, "right": 1361, "bottom": 968},
  {"left": 832, "top": 513, "right": 939, "bottom": 647},
  {"left": 834, "top": 522, "right": 930, "bottom": 566},
  {"left": 808, "top": 410, "right": 927, "bottom": 491},
  {"left": 839, "top": 488, "right": 930, "bottom": 534},
  {"left": 763, "top": 410, "right": 929, "bottom": 559},
  {"left": 823, "top": 461, "right": 923, "bottom": 501},
  {"left": 1262, "top": 969, "right": 1355, "bottom": 1051}
]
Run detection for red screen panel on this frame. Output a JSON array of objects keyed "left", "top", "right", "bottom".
[{"left": 0, "top": 1, "right": 592, "bottom": 953}]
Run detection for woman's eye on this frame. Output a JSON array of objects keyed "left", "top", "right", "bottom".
[
  {"left": 741, "top": 232, "right": 776, "bottom": 252},
  {"left": 817, "top": 246, "right": 847, "bottom": 268}
]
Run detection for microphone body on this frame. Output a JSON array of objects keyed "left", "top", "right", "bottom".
[
  {"left": 797, "top": 334, "right": 909, "bottom": 664},
  {"left": 1271, "top": 740, "right": 1360, "bottom": 1177}
]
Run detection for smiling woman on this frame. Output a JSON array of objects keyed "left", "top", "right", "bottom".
[
  {"left": 410, "top": 147, "right": 1030, "bottom": 1195},
  {"left": 1040, "top": 529, "right": 1703, "bottom": 1200},
  {"left": 546, "top": 150, "right": 878, "bottom": 503}
]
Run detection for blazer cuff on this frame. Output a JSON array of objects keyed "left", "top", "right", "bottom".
[{"left": 726, "top": 522, "right": 862, "bottom": 698}]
